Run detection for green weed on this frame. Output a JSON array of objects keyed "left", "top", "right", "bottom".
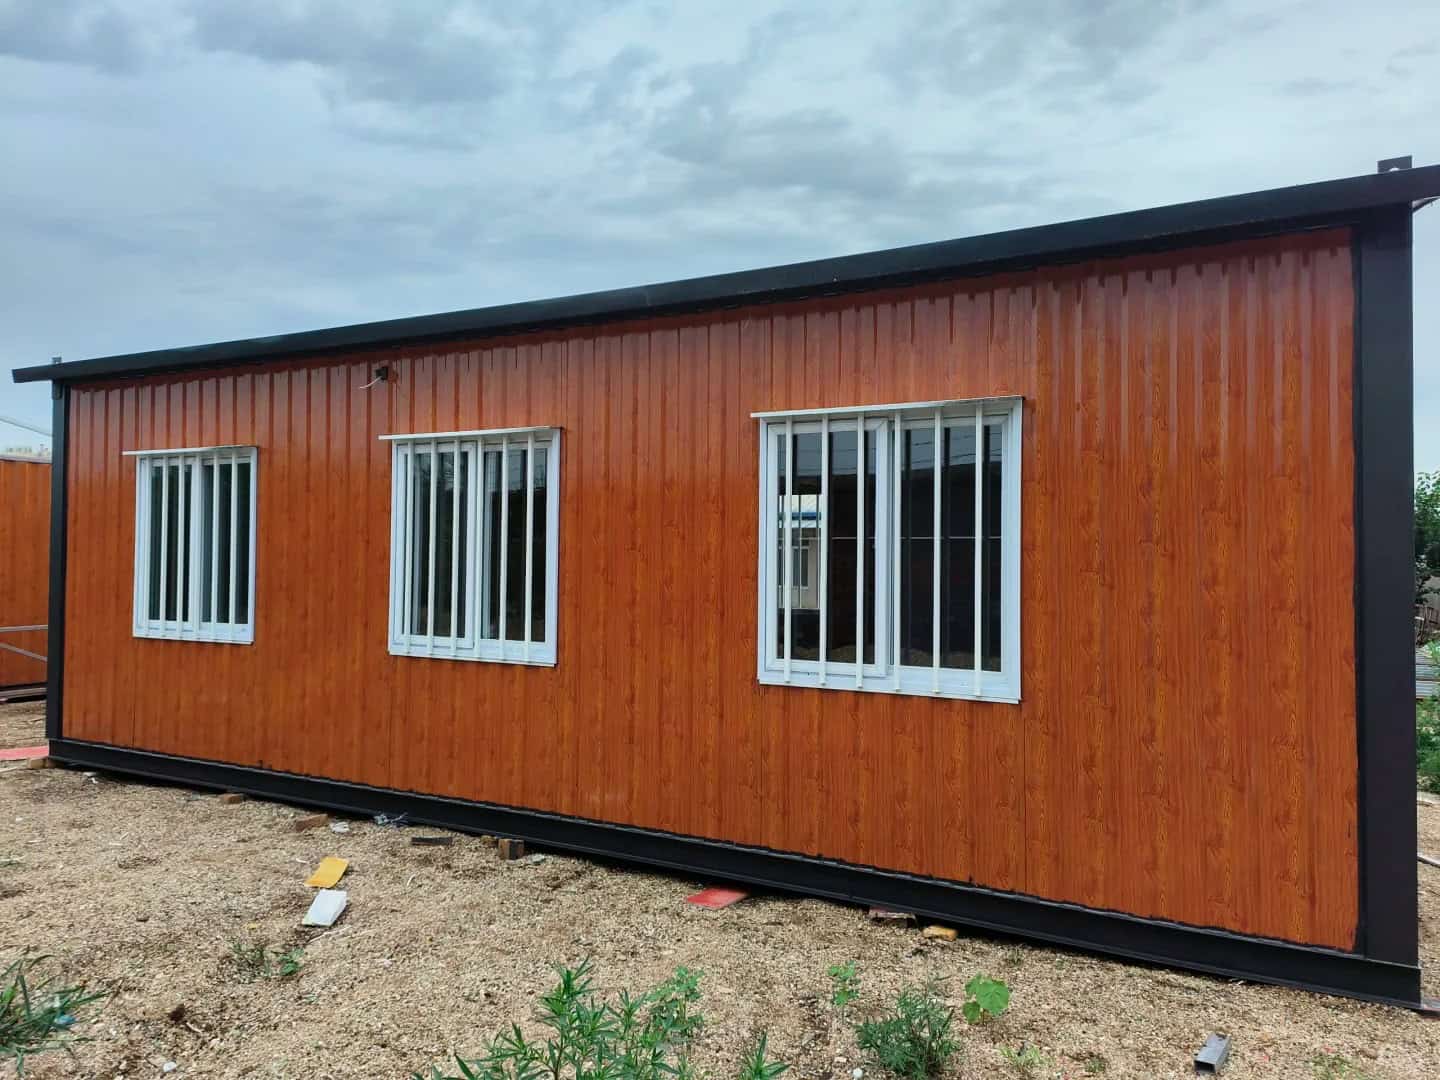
[{"left": 0, "top": 955, "right": 105, "bottom": 1074}]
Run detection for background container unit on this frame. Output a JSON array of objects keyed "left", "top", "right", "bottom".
[
  {"left": 0, "top": 454, "right": 50, "bottom": 690},
  {"left": 14, "top": 164, "right": 1438, "bottom": 1007}
]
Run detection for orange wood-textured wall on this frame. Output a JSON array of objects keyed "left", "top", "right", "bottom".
[
  {"left": 0, "top": 457, "right": 50, "bottom": 689},
  {"left": 61, "top": 229, "right": 1359, "bottom": 949}
]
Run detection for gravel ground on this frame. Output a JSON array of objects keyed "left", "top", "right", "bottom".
[
  {"left": 2, "top": 703, "right": 1438, "bottom": 1079},
  {"left": 0, "top": 699, "right": 44, "bottom": 749}
]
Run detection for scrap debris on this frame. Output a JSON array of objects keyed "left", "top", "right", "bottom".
[
  {"left": 1193, "top": 1033, "right": 1232, "bottom": 1074},
  {"left": 867, "top": 906, "right": 917, "bottom": 925},
  {"left": 410, "top": 835, "right": 454, "bottom": 847},
  {"left": 498, "top": 838, "right": 526, "bottom": 861},
  {"left": 218, "top": 792, "right": 247, "bottom": 805},
  {"left": 1420, "top": 851, "right": 1440, "bottom": 869},
  {"left": 921, "top": 924, "right": 958, "bottom": 942},
  {"left": 302, "top": 889, "right": 348, "bottom": 928},
  {"left": 0, "top": 745, "right": 48, "bottom": 762},
  {"left": 304, "top": 857, "right": 349, "bottom": 889},
  {"left": 293, "top": 813, "right": 330, "bottom": 832},
  {"left": 686, "top": 887, "right": 750, "bottom": 910}
]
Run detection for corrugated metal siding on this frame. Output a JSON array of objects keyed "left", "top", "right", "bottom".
[
  {"left": 0, "top": 457, "right": 50, "bottom": 688},
  {"left": 62, "top": 228, "right": 1358, "bottom": 948}
]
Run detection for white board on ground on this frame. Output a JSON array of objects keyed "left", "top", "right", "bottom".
[{"left": 302, "top": 888, "right": 348, "bottom": 927}]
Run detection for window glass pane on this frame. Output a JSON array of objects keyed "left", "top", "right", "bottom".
[
  {"left": 504, "top": 447, "right": 527, "bottom": 641},
  {"left": 217, "top": 460, "right": 234, "bottom": 624},
  {"left": 784, "top": 432, "right": 822, "bottom": 661},
  {"left": 431, "top": 450, "right": 461, "bottom": 638},
  {"left": 483, "top": 446, "right": 530, "bottom": 641},
  {"left": 982, "top": 422, "right": 1004, "bottom": 672},
  {"left": 530, "top": 446, "right": 548, "bottom": 642},
  {"left": 940, "top": 423, "right": 977, "bottom": 669},
  {"left": 773, "top": 434, "right": 786, "bottom": 659},
  {"left": 161, "top": 462, "right": 189, "bottom": 623},
  {"left": 823, "top": 427, "right": 876, "bottom": 665},
  {"left": 420, "top": 449, "right": 460, "bottom": 639},
  {"left": 178, "top": 464, "right": 193, "bottom": 623},
  {"left": 235, "top": 461, "right": 252, "bottom": 625},
  {"left": 484, "top": 450, "right": 501, "bottom": 638},
  {"left": 201, "top": 462, "right": 215, "bottom": 622},
  {"left": 408, "top": 450, "right": 433, "bottom": 635},
  {"left": 147, "top": 465, "right": 164, "bottom": 621},
  {"left": 792, "top": 541, "right": 809, "bottom": 588},
  {"left": 899, "top": 426, "right": 936, "bottom": 666}
]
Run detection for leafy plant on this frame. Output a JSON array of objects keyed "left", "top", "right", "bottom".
[
  {"left": 1418, "top": 473, "right": 1440, "bottom": 576},
  {"left": 736, "top": 1032, "right": 788, "bottom": 1080},
  {"left": 415, "top": 959, "right": 779, "bottom": 1080},
  {"left": 227, "top": 938, "right": 304, "bottom": 981},
  {"left": 1310, "top": 1051, "right": 1373, "bottom": 1080},
  {"left": 960, "top": 975, "right": 1010, "bottom": 1024},
  {"left": 828, "top": 961, "right": 860, "bottom": 1008},
  {"left": 1420, "top": 642, "right": 1440, "bottom": 793},
  {"left": 275, "top": 947, "right": 305, "bottom": 978},
  {"left": 1082, "top": 1053, "right": 1107, "bottom": 1075},
  {"left": 1000, "top": 1044, "right": 1050, "bottom": 1077},
  {"left": 0, "top": 955, "right": 106, "bottom": 1074},
  {"left": 852, "top": 981, "right": 959, "bottom": 1080}
]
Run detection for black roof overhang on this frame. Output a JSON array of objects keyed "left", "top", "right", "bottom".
[{"left": 14, "top": 163, "right": 1440, "bottom": 386}]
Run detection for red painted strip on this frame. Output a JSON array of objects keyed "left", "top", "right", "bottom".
[
  {"left": 0, "top": 744, "right": 48, "bottom": 761},
  {"left": 685, "top": 887, "right": 749, "bottom": 910}
]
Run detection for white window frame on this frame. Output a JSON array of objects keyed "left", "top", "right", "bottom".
[
  {"left": 127, "top": 445, "right": 258, "bottom": 645},
  {"left": 382, "top": 426, "right": 560, "bottom": 666},
  {"left": 754, "top": 397, "right": 1022, "bottom": 703}
]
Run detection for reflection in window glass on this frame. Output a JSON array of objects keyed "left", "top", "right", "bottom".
[{"left": 774, "top": 427, "right": 878, "bottom": 666}]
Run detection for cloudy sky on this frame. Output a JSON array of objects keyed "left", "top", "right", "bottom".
[{"left": 2, "top": 0, "right": 1437, "bottom": 467}]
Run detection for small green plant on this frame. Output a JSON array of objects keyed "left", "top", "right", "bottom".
[
  {"left": 227, "top": 938, "right": 304, "bottom": 981},
  {"left": 827, "top": 961, "right": 860, "bottom": 1008},
  {"left": 1082, "top": 1053, "right": 1108, "bottom": 1075},
  {"left": 1000, "top": 1044, "right": 1051, "bottom": 1077},
  {"left": 1310, "top": 1051, "right": 1373, "bottom": 1080},
  {"left": 960, "top": 974, "right": 1010, "bottom": 1024},
  {"left": 852, "top": 980, "right": 959, "bottom": 1080},
  {"left": 415, "top": 959, "right": 780, "bottom": 1080},
  {"left": 275, "top": 947, "right": 305, "bottom": 978},
  {"left": 736, "top": 1032, "right": 789, "bottom": 1080},
  {"left": 0, "top": 955, "right": 106, "bottom": 1074}
]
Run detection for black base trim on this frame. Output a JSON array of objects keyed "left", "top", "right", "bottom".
[
  {"left": 49, "top": 737, "right": 1422, "bottom": 1009},
  {"left": 0, "top": 683, "right": 45, "bottom": 703}
]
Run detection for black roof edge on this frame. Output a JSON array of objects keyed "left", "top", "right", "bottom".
[{"left": 15, "top": 163, "right": 1440, "bottom": 385}]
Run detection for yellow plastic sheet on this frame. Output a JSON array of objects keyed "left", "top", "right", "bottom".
[{"left": 305, "top": 856, "right": 349, "bottom": 888}]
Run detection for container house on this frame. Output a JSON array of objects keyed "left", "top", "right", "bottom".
[
  {"left": 14, "top": 164, "right": 1437, "bottom": 1006},
  {"left": 0, "top": 454, "right": 50, "bottom": 691}
]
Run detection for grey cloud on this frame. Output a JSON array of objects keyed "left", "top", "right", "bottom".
[
  {"left": 1278, "top": 77, "right": 1356, "bottom": 96},
  {"left": 875, "top": 0, "right": 1221, "bottom": 109},
  {"left": 186, "top": 1, "right": 582, "bottom": 109},
  {"left": 0, "top": 0, "right": 151, "bottom": 71}
]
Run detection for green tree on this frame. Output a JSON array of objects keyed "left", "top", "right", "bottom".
[{"left": 1415, "top": 472, "right": 1440, "bottom": 610}]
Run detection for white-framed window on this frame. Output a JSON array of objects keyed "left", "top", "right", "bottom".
[
  {"left": 384, "top": 427, "right": 560, "bottom": 665},
  {"left": 128, "top": 446, "right": 258, "bottom": 644},
  {"left": 754, "top": 397, "right": 1022, "bottom": 702}
]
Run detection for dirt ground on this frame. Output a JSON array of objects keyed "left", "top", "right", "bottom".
[
  {"left": 0, "top": 699, "right": 44, "bottom": 749},
  {"left": 2, "top": 703, "right": 1438, "bottom": 1080}
]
